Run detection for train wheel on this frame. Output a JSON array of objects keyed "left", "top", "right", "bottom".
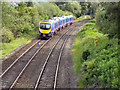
[{"left": 54, "top": 30, "right": 57, "bottom": 34}]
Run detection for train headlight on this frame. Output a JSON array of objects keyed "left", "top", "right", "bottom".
[
  {"left": 39, "top": 30, "right": 42, "bottom": 33},
  {"left": 48, "top": 31, "right": 51, "bottom": 34}
]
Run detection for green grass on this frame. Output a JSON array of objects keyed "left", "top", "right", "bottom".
[{"left": 0, "top": 31, "right": 38, "bottom": 58}]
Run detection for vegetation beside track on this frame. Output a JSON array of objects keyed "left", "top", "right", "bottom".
[
  {"left": 72, "top": 2, "right": 120, "bottom": 88},
  {"left": 72, "top": 19, "right": 119, "bottom": 88},
  {"left": 73, "top": 15, "right": 92, "bottom": 22},
  {"left": 0, "top": 31, "right": 38, "bottom": 58}
]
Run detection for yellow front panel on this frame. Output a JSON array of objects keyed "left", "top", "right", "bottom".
[{"left": 39, "top": 28, "right": 51, "bottom": 34}]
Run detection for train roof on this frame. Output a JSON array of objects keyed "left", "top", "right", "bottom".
[
  {"left": 40, "top": 19, "right": 58, "bottom": 24},
  {"left": 40, "top": 19, "right": 54, "bottom": 23},
  {"left": 39, "top": 15, "right": 73, "bottom": 24}
]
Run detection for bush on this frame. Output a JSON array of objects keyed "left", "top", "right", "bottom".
[
  {"left": 74, "top": 15, "right": 91, "bottom": 22},
  {"left": 72, "top": 20, "right": 119, "bottom": 88},
  {"left": 95, "top": 3, "right": 120, "bottom": 38},
  {"left": 1, "top": 27, "right": 14, "bottom": 43}
]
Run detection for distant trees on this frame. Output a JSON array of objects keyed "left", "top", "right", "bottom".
[
  {"left": 55, "top": 2, "right": 81, "bottom": 18},
  {"left": 96, "top": 2, "right": 120, "bottom": 38},
  {"left": 55, "top": 2, "right": 97, "bottom": 18},
  {"left": 2, "top": 2, "right": 18, "bottom": 42}
]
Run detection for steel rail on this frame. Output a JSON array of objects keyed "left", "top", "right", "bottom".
[
  {"left": 0, "top": 40, "right": 40, "bottom": 78},
  {"left": 53, "top": 23, "right": 85, "bottom": 89},
  {"left": 53, "top": 29, "right": 73, "bottom": 89},
  {"left": 34, "top": 26, "right": 73, "bottom": 90},
  {"left": 9, "top": 38, "right": 51, "bottom": 89}
]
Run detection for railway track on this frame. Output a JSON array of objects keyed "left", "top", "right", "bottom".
[
  {"left": 1, "top": 40, "right": 40, "bottom": 78},
  {"left": 34, "top": 27, "right": 74, "bottom": 89},
  {"left": 2, "top": 39, "right": 51, "bottom": 88},
  {"left": 33, "top": 22, "right": 83, "bottom": 89},
  {"left": 9, "top": 24, "right": 75, "bottom": 89},
  {"left": 1, "top": 20, "right": 89, "bottom": 89}
]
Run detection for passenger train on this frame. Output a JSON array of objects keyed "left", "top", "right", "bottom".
[{"left": 39, "top": 15, "right": 73, "bottom": 38}]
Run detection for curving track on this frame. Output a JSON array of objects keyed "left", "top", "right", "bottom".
[{"left": 1, "top": 20, "right": 90, "bottom": 89}]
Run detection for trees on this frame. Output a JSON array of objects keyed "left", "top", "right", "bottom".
[
  {"left": 1, "top": 1, "right": 97, "bottom": 43},
  {"left": 55, "top": 2, "right": 81, "bottom": 18},
  {"left": 96, "top": 2, "right": 120, "bottom": 38},
  {"left": 2, "top": 2, "right": 18, "bottom": 40},
  {"left": 39, "top": 2, "right": 63, "bottom": 18}
]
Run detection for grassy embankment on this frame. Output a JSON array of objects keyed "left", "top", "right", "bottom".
[
  {"left": 0, "top": 15, "right": 92, "bottom": 59},
  {"left": 0, "top": 31, "right": 38, "bottom": 58},
  {"left": 72, "top": 19, "right": 119, "bottom": 88}
]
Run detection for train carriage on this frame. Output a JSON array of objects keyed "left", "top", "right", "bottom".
[{"left": 39, "top": 15, "right": 73, "bottom": 38}]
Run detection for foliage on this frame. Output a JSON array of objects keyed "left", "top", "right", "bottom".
[
  {"left": 96, "top": 2, "right": 120, "bottom": 38},
  {"left": 55, "top": 2, "right": 98, "bottom": 18},
  {"left": 74, "top": 15, "right": 91, "bottom": 22},
  {"left": 65, "top": 2, "right": 81, "bottom": 18},
  {"left": 42, "top": 3, "right": 64, "bottom": 18},
  {"left": 72, "top": 19, "right": 119, "bottom": 88},
  {"left": 0, "top": 31, "right": 38, "bottom": 58},
  {"left": 1, "top": 27, "right": 14, "bottom": 43},
  {"left": 25, "top": 0, "right": 34, "bottom": 7}
]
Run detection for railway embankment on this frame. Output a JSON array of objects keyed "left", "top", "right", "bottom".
[{"left": 72, "top": 19, "right": 119, "bottom": 88}]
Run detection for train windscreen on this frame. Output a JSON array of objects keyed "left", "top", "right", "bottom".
[{"left": 40, "top": 23, "right": 51, "bottom": 30}]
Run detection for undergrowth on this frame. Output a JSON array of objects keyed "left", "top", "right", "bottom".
[
  {"left": 74, "top": 15, "right": 92, "bottom": 22},
  {"left": 72, "top": 19, "right": 119, "bottom": 88}
]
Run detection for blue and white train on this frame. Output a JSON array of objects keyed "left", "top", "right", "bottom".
[{"left": 39, "top": 15, "right": 73, "bottom": 38}]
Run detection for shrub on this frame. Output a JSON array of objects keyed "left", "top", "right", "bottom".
[{"left": 1, "top": 27, "right": 14, "bottom": 43}]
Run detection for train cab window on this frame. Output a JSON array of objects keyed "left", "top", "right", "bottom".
[
  {"left": 46, "top": 24, "right": 51, "bottom": 29},
  {"left": 40, "top": 23, "right": 51, "bottom": 30},
  {"left": 66, "top": 19, "right": 68, "bottom": 22}
]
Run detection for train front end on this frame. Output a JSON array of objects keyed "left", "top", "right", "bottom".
[{"left": 39, "top": 21, "right": 52, "bottom": 38}]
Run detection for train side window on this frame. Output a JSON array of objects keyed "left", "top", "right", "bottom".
[
  {"left": 59, "top": 21, "right": 61, "bottom": 25},
  {"left": 63, "top": 20, "right": 65, "bottom": 24},
  {"left": 55, "top": 23, "right": 57, "bottom": 28},
  {"left": 66, "top": 19, "right": 68, "bottom": 22}
]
